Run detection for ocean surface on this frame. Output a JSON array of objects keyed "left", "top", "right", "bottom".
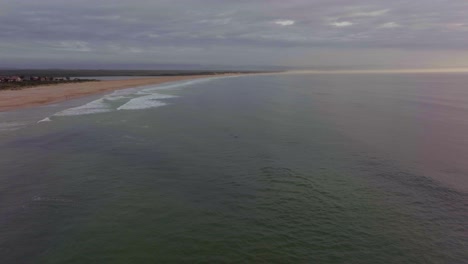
[{"left": 0, "top": 73, "right": 467, "bottom": 263}]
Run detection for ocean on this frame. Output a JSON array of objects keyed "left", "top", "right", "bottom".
[{"left": 0, "top": 73, "right": 467, "bottom": 263}]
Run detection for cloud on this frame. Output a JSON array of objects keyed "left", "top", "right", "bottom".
[
  {"left": 52, "top": 41, "right": 91, "bottom": 52},
  {"left": 379, "top": 22, "right": 401, "bottom": 29},
  {"left": 199, "top": 18, "right": 232, "bottom": 25},
  {"left": 84, "top": 15, "right": 122, "bottom": 21},
  {"left": 274, "top": 20, "right": 295, "bottom": 26},
  {"left": 445, "top": 23, "right": 468, "bottom": 31},
  {"left": 330, "top": 21, "right": 353, "bottom": 27},
  {"left": 129, "top": 47, "right": 143, "bottom": 53},
  {"left": 145, "top": 33, "right": 160, "bottom": 38},
  {"left": 0, "top": 0, "right": 468, "bottom": 69},
  {"left": 348, "top": 9, "right": 389, "bottom": 17}
]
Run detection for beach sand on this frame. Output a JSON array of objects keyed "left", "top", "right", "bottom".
[{"left": 0, "top": 75, "right": 234, "bottom": 112}]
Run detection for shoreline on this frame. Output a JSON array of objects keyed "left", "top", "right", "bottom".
[{"left": 0, "top": 74, "right": 239, "bottom": 112}]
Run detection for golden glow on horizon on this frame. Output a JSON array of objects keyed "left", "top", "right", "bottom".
[{"left": 285, "top": 68, "right": 468, "bottom": 74}]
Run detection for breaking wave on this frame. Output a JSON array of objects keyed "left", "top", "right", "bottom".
[
  {"left": 54, "top": 98, "right": 114, "bottom": 116},
  {"left": 0, "top": 122, "right": 26, "bottom": 132},
  {"left": 49, "top": 77, "right": 226, "bottom": 118}
]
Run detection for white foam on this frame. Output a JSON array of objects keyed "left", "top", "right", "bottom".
[
  {"left": 54, "top": 98, "right": 113, "bottom": 116},
  {"left": 117, "top": 93, "right": 175, "bottom": 110},
  {"left": 50, "top": 76, "right": 231, "bottom": 117},
  {"left": 118, "top": 99, "right": 167, "bottom": 110},
  {"left": 0, "top": 122, "right": 25, "bottom": 131},
  {"left": 37, "top": 117, "right": 52, "bottom": 123},
  {"left": 110, "top": 88, "right": 140, "bottom": 96},
  {"left": 52, "top": 88, "right": 135, "bottom": 117},
  {"left": 103, "top": 95, "right": 130, "bottom": 101},
  {"left": 139, "top": 77, "right": 218, "bottom": 93}
]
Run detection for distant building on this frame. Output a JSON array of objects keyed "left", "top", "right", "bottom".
[
  {"left": 0, "top": 75, "right": 75, "bottom": 84},
  {"left": 1, "top": 76, "right": 23, "bottom": 82},
  {"left": 12, "top": 76, "right": 23, "bottom": 82}
]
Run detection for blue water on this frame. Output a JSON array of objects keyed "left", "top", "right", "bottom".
[{"left": 0, "top": 73, "right": 467, "bottom": 263}]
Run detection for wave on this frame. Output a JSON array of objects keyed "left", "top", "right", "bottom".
[
  {"left": 117, "top": 93, "right": 176, "bottom": 110},
  {"left": 40, "top": 75, "right": 235, "bottom": 119},
  {"left": 37, "top": 117, "right": 52, "bottom": 123},
  {"left": 0, "top": 122, "right": 26, "bottom": 132},
  {"left": 54, "top": 98, "right": 114, "bottom": 116},
  {"left": 138, "top": 77, "right": 218, "bottom": 93}
]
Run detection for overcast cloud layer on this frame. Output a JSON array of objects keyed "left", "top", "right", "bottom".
[{"left": 1, "top": 0, "right": 468, "bottom": 69}]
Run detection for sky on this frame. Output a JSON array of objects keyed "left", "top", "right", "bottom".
[{"left": 1, "top": 0, "right": 468, "bottom": 69}]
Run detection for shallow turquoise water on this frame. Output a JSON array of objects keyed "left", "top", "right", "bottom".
[{"left": 0, "top": 74, "right": 467, "bottom": 263}]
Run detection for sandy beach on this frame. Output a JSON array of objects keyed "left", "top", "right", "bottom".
[{"left": 0, "top": 75, "right": 234, "bottom": 112}]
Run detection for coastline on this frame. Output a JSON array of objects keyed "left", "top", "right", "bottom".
[{"left": 0, "top": 74, "right": 238, "bottom": 112}]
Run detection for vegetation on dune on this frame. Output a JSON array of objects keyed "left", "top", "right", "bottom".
[
  {"left": 0, "top": 79, "right": 98, "bottom": 91},
  {"left": 0, "top": 69, "right": 267, "bottom": 78},
  {"left": 0, "top": 69, "right": 271, "bottom": 91}
]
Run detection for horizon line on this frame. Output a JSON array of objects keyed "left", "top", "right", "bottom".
[{"left": 285, "top": 67, "right": 468, "bottom": 74}]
